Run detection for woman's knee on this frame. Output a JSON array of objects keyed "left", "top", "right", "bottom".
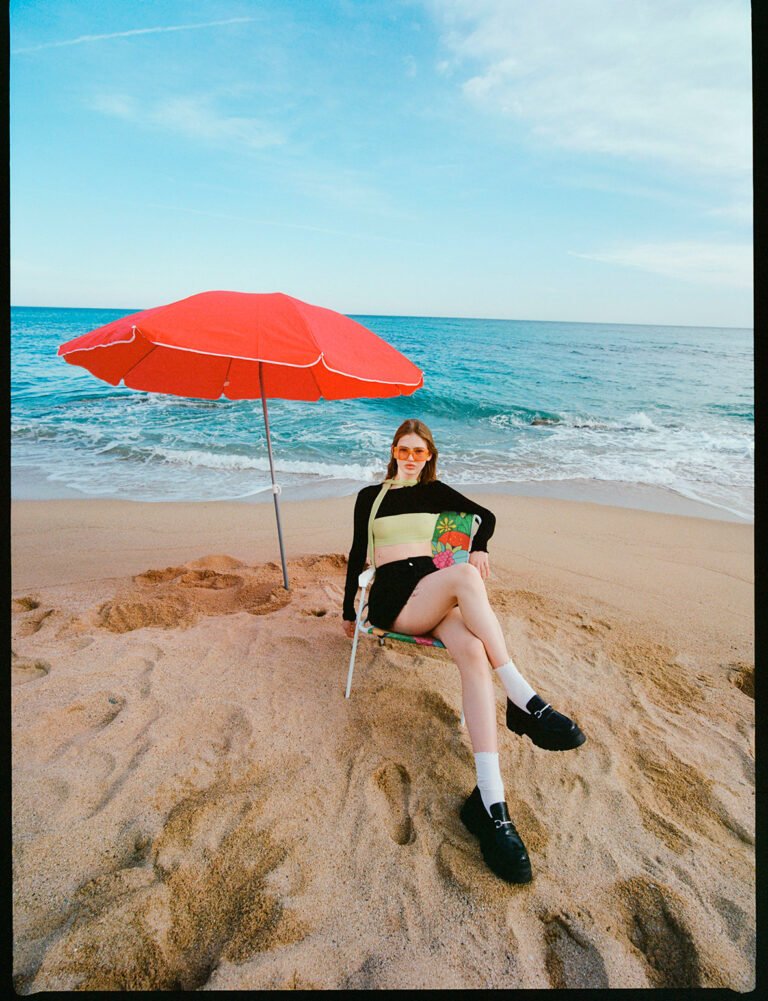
[
  {"left": 439, "top": 616, "right": 487, "bottom": 664},
  {"left": 457, "top": 635, "right": 487, "bottom": 667},
  {"left": 450, "top": 561, "right": 483, "bottom": 595}
]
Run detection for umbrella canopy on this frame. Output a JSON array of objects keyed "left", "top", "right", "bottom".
[
  {"left": 57, "top": 290, "right": 423, "bottom": 400},
  {"left": 57, "top": 290, "right": 424, "bottom": 590}
]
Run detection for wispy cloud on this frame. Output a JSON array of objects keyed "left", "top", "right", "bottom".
[
  {"left": 283, "top": 165, "right": 413, "bottom": 219},
  {"left": 90, "top": 94, "right": 284, "bottom": 150},
  {"left": 429, "top": 0, "right": 751, "bottom": 179},
  {"left": 13, "top": 17, "right": 254, "bottom": 54},
  {"left": 705, "top": 200, "right": 753, "bottom": 227},
  {"left": 144, "top": 203, "right": 428, "bottom": 245},
  {"left": 571, "top": 241, "right": 752, "bottom": 288}
]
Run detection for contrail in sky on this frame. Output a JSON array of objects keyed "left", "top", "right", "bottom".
[{"left": 13, "top": 17, "right": 254, "bottom": 54}]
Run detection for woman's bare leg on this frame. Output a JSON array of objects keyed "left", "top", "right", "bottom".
[
  {"left": 431, "top": 607, "right": 498, "bottom": 753},
  {"left": 390, "top": 563, "right": 510, "bottom": 667}
]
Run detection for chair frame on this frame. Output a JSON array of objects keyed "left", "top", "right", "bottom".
[{"left": 345, "top": 512, "right": 482, "bottom": 703}]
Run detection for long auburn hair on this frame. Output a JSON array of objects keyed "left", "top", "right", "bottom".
[{"left": 385, "top": 419, "right": 438, "bottom": 484}]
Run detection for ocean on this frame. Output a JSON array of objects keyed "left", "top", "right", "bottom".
[{"left": 11, "top": 306, "right": 753, "bottom": 522}]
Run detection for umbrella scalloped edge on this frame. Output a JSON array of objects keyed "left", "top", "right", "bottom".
[{"left": 61, "top": 331, "right": 424, "bottom": 388}]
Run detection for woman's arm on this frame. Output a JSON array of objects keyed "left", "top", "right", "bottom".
[
  {"left": 343, "top": 486, "right": 375, "bottom": 621},
  {"left": 431, "top": 481, "right": 496, "bottom": 551}
]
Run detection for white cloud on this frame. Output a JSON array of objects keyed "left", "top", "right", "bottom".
[
  {"left": 429, "top": 0, "right": 752, "bottom": 178},
  {"left": 91, "top": 95, "right": 138, "bottom": 119},
  {"left": 571, "top": 241, "right": 752, "bottom": 288},
  {"left": 284, "top": 166, "right": 412, "bottom": 218},
  {"left": 144, "top": 203, "right": 422, "bottom": 244},
  {"left": 90, "top": 94, "right": 284, "bottom": 150},
  {"left": 706, "top": 199, "right": 753, "bottom": 226},
  {"left": 13, "top": 17, "right": 254, "bottom": 54}
]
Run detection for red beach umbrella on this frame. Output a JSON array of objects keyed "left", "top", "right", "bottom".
[{"left": 58, "top": 290, "right": 424, "bottom": 588}]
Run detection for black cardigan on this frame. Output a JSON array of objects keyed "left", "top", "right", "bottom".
[{"left": 343, "top": 480, "right": 496, "bottom": 621}]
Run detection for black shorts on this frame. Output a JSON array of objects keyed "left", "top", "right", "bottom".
[{"left": 367, "top": 556, "right": 440, "bottom": 630}]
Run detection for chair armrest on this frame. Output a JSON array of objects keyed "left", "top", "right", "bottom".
[
  {"left": 469, "top": 513, "right": 482, "bottom": 549},
  {"left": 358, "top": 566, "right": 375, "bottom": 587}
]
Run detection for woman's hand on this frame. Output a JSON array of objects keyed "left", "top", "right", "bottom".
[
  {"left": 469, "top": 551, "right": 490, "bottom": 580},
  {"left": 343, "top": 620, "right": 357, "bottom": 639}
]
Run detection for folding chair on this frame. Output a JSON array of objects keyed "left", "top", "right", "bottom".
[{"left": 345, "top": 511, "right": 482, "bottom": 717}]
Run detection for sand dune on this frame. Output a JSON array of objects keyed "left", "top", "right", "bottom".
[{"left": 11, "top": 496, "right": 754, "bottom": 991}]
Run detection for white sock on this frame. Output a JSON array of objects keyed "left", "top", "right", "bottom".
[
  {"left": 474, "top": 752, "right": 505, "bottom": 816},
  {"left": 494, "top": 660, "right": 537, "bottom": 713}
]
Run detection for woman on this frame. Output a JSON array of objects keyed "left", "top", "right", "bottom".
[{"left": 343, "top": 419, "right": 586, "bottom": 884}]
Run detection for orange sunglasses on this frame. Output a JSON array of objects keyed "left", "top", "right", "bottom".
[{"left": 393, "top": 445, "right": 431, "bottom": 460}]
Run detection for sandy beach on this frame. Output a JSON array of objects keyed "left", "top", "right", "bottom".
[{"left": 11, "top": 493, "right": 754, "bottom": 991}]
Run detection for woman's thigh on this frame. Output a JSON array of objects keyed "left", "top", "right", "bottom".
[{"left": 389, "top": 564, "right": 471, "bottom": 635}]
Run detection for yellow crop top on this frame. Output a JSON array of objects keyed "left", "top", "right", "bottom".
[{"left": 372, "top": 511, "right": 438, "bottom": 548}]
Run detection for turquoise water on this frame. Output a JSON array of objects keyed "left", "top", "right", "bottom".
[{"left": 11, "top": 306, "right": 753, "bottom": 520}]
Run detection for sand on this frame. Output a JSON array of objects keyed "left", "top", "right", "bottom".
[{"left": 11, "top": 493, "right": 754, "bottom": 991}]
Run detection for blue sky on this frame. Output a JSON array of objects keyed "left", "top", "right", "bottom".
[{"left": 11, "top": 0, "right": 752, "bottom": 326}]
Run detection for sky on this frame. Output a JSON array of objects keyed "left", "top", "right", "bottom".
[{"left": 10, "top": 0, "right": 753, "bottom": 326}]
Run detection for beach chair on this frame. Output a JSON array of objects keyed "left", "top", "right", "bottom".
[{"left": 345, "top": 511, "right": 482, "bottom": 718}]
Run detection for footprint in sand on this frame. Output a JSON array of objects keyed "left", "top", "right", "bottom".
[
  {"left": 20, "top": 692, "right": 127, "bottom": 762},
  {"left": 506, "top": 798, "right": 548, "bottom": 854},
  {"left": 341, "top": 954, "right": 387, "bottom": 990},
  {"left": 138, "top": 660, "right": 155, "bottom": 699},
  {"left": 569, "top": 611, "right": 613, "bottom": 635},
  {"left": 13, "top": 775, "right": 74, "bottom": 840},
  {"left": 435, "top": 838, "right": 482, "bottom": 894},
  {"left": 27, "top": 780, "right": 305, "bottom": 993},
  {"left": 114, "top": 654, "right": 156, "bottom": 699},
  {"left": 12, "top": 595, "right": 40, "bottom": 612},
  {"left": 628, "top": 741, "right": 729, "bottom": 853},
  {"left": 727, "top": 663, "right": 754, "bottom": 699},
  {"left": 12, "top": 655, "right": 51, "bottom": 685},
  {"left": 711, "top": 894, "right": 755, "bottom": 967},
  {"left": 368, "top": 761, "right": 414, "bottom": 845},
  {"left": 616, "top": 876, "right": 702, "bottom": 988},
  {"left": 543, "top": 914, "right": 609, "bottom": 988},
  {"left": 14, "top": 607, "right": 55, "bottom": 637},
  {"left": 68, "top": 635, "right": 95, "bottom": 651},
  {"left": 61, "top": 747, "right": 120, "bottom": 818}
]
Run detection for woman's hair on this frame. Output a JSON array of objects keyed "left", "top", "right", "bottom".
[{"left": 385, "top": 418, "right": 439, "bottom": 484}]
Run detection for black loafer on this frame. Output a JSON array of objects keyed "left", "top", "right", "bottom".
[
  {"left": 460, "top": 786, "right": 532, "bottom": 884},
  {"left": 506, "top": 694, "right": 586, "bottom": 751}
]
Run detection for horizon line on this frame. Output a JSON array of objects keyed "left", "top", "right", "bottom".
[{"left": 9, "top": 303, "right": 754, "bottom": 331}]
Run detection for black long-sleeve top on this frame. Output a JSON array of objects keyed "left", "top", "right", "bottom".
[{"left": 343, "top": 479, "right": 496, "bottom": 621}]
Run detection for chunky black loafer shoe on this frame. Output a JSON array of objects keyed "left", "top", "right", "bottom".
[
  {"left": 460, "top": 786, "right": 532, "bottom": 884},
  {"left": 506, "top": 694, "right": 587, "bottom": 751}
]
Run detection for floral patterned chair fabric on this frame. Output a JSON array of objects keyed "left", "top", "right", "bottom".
[{"left": 345, "top": 512, "right": 482, "bottom": 700}]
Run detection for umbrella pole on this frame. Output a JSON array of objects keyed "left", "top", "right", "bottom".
[{"left": 259, "top": 363, "right": 290, "bottom": 590}]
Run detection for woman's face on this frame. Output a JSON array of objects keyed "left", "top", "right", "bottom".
[{"left": 393, "top": 432, "right": 431, "bottom": 479}]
